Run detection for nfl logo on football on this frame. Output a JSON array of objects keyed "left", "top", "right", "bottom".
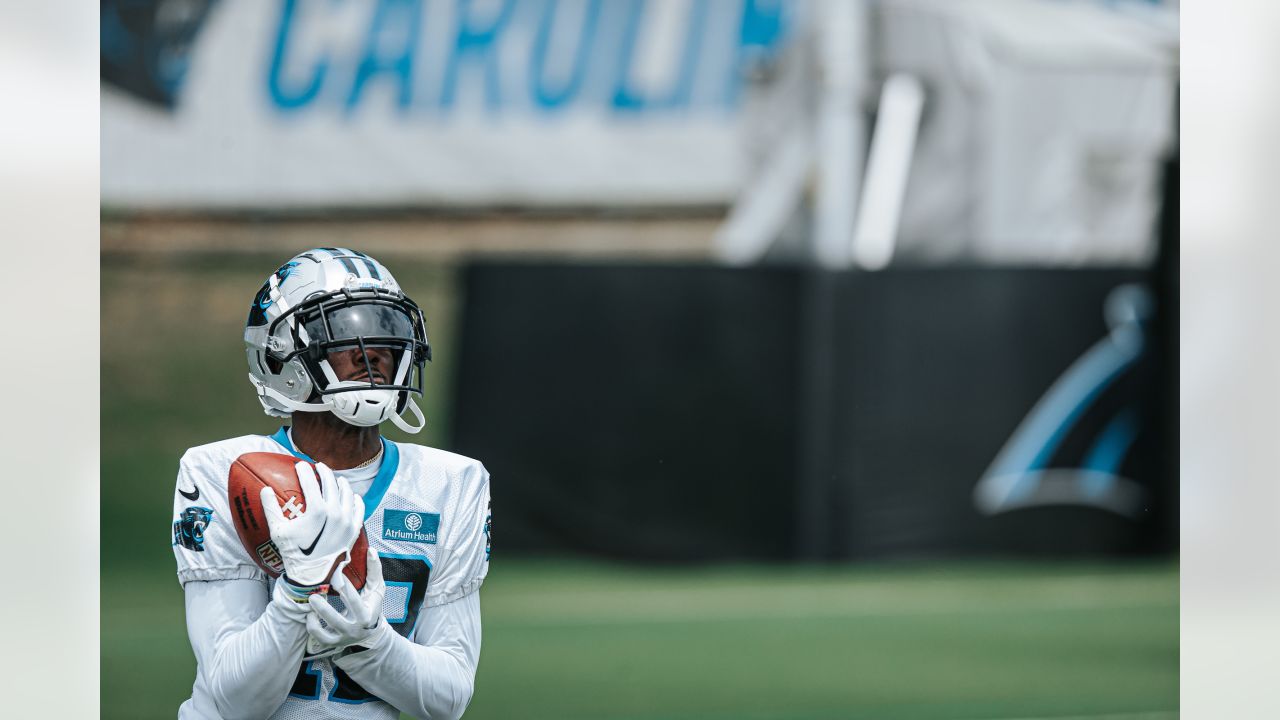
[{"left": 255, "top": 541, "right": 285, "bottom": 575}]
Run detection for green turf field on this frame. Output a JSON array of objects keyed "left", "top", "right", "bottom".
[
  {"left": 102, "top": 560, "right": 1177, "bottom": 720},
  {"left": 101, "top": 256, "right": 1177, "bottom": 719}
]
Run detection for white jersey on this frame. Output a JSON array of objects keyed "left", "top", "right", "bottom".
[{"left": 172, "top": 428, "right": 491, "bottom": 719}]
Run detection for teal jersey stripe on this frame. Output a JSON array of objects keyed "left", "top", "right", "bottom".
[{"left": 362, "top": 440, "right": 399, "bottom": 521}]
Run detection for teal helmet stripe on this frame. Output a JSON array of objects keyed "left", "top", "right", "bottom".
[
  {"left": 319, "top": 247, "right": 362, "bottom": 277},
  {"left": 307, "top": 247, "right": 383, "bottom": 281},
  {"left": 346, "top": 248, "right": 383, "bottom": 280}
]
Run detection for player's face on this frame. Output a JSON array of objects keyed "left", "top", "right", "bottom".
[{"left": 328, "top": 346, "right": 396, "bottom": 384}]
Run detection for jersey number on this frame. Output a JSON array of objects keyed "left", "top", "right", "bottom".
[{"left": 289, "top": 555, "right": 431, "bottom": 703}]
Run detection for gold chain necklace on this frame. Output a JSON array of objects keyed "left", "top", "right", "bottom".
[
  {"left": 352, "top": 444, "right": 384, "bottom": 470},
  {"left": 288, "top": 429, "right": 384, "bottom": 470}
]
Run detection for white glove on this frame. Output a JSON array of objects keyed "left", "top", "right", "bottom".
[
  {"left": 306, "top": 548, "right": 388, "bottom": 654},
  {"left": 260, "top": 461, "right": 364, "bottom": 590}
]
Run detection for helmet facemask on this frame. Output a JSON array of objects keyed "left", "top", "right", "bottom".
[{"left": 265, "top": 286, "right": 431, "bottom": 433}]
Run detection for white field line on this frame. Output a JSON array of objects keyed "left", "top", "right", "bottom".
[
  {"left": 486, "top": 575, "right": 1177, "bottom": 627},
  {"left": 610, "top": 710, "right": 1178, "bottom": 720},
  {"left": 977, "top": 707, "right": 1177, "bottom": 712},
  {"left": 487, "top": 598, "right": 1177, "bottom": 627},
  {"left": 492, "top": 573, "right": 1175, "bottom": 609}
]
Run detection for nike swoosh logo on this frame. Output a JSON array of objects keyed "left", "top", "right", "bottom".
[
  {"left": 299, "top": 517, "right": 327, "bottom": 556},
  {"left": 179, "top": 485, "right": 200, "bottom": 501}
]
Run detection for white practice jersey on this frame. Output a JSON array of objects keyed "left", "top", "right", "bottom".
[{"left": 171, "top": 428, "right": 491, "bottom": 719}]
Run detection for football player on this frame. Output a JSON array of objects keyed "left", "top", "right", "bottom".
[{"left": 171, "top": 249, "right": 491, "bottom": 719}]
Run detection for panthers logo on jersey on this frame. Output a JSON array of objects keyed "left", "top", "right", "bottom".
[
  {"left": 484, "top": 501, "right": 492, "bottom": 561},
  {"left": 173, "top": 506, "right": 215, "bottom": 552}
]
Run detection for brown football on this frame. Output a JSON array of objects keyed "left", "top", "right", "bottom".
[{"left": 227, "top": 451, "right": 367, "bottom": 594}]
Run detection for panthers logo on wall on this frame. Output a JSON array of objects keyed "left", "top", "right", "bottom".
[{"left": 101, "top": 0, "right": 220, "bottom": 109}]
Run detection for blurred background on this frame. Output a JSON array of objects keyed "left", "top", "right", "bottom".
[{"left": 101, "top": 1, "right": 1179, "bottom": 718}]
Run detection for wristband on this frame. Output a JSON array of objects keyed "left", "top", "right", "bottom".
[{"left": 280, "top": 574, "right": 330, "bottom": 603}]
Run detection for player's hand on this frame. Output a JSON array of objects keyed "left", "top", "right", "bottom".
[
  {"left": 260, "top": 461, "right": 364, "bottom": 590},
  {"left": 306, "top": 548, "right": 388, "bottom": 652}
]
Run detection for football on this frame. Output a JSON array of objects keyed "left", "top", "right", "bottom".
[{"left": 227, "top": 451, "right": 367, "bottom": 593}]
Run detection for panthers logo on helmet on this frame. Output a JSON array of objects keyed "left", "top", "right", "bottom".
[
  {"left": 246, "top": 261, "right": 299, "bottom": 327},
  {"left": 173, "top": 506, "right": 215, "bottom": 552}
]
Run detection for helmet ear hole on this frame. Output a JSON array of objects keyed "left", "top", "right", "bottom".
[{"left": 265, "top": 356, "right": 283, "bottom": 374}]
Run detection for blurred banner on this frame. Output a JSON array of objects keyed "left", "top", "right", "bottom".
[
  {"left": 877, "top": 0, "right": 1177, "bottom": 265},
  {"left": 101, "top": 0, "right": 795, "bottom": 209},
  {"left": 452, "top": 264, "right": 1175, "bottom": 561},
  {"left": 713, "top": 0, "right": 1178, "bottom": 267}
]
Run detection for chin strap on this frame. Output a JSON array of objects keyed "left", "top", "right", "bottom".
[
  {"left": 253, "top": 373, "right": 427, "bottom": 434},
  {"left": 390, "top": 398, "right": 426, "bottom": 434},
  {"left": 251, "top": 375, "right": 331, "bottom": 412}
]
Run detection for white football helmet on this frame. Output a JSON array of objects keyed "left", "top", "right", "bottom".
[{"left": 244, "top": 248, "right": 431, "bottom": 433}]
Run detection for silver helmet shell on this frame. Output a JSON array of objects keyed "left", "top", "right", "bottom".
[{"left": 244, "top": 248, "right": 430, "bottom": 433}]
